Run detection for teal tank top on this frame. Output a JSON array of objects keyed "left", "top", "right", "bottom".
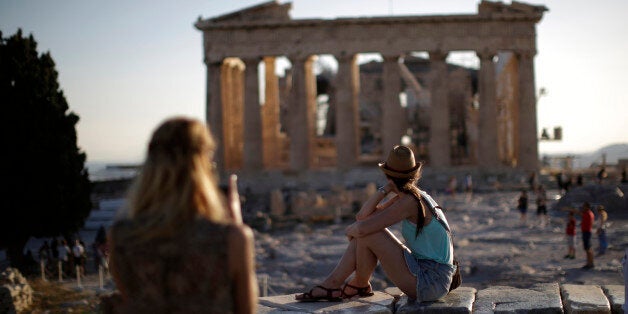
[{"left": 401, "top": 192, "right": 453, "bottom": 266}]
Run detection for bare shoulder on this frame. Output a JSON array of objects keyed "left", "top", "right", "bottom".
[{"left": 228, "top": 224, "right": 254, "bottom": 245}]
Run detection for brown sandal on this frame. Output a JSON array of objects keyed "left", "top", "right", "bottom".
[
  {"left": 295, "top": 285, "right": 342, "bottom": 302},
  {"left": 341, "top": 283, "right": 374, "bottom": 299}
]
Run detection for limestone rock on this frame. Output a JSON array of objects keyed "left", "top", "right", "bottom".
[
  {"left": 397, "top": 287, "right": 476, "bottom": 314},
  {"left": 0, "top": 268, "right": 33, "bottom": 313},
  {"left": 560, "top": 284, "right": 610, "bottom": 314},
  {"left": 601, "top": 285, "right": 624, "bottom": 314},
  {"left": 474, "top": 283, "right": 563, "bottom": 313}
]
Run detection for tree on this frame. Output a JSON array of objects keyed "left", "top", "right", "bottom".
[{"left": 0, "top": 29, "right": 92, "bottom": 269}]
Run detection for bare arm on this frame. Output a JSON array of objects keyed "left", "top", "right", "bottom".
[
  {"left": 347, "top": 194, "right": 417, "bottom": 238},
  {"left": 227, "top": 175, "right": 243, "bottom": 224},
  {"left": 229, "top": 226, "right": 258, "bottom": 314},
  {"left": 356, "top": 181, "right": 397, "bottom": 221}
]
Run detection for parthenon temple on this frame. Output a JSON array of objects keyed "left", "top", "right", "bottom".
[{"left": 195, "top": 0, "right": 547, "bottom": 175}]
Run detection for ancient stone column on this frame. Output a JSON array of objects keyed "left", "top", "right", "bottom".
[
  {"left": 516, "top": 50, "right": 539, "bottom": 171},
  {"left": 262, "top": 57, "right": 281, "bottom": 169},
  {"left": 242, "top": 57, "right": 263, "bottom": 171},
  {"left": 334, "top": 53, "right": 360, "bottom": 169},
  {"left": 429, "top": 51, "right": 451, "bottom": 167},
  {"left": 477, "top": 50, "right": 499, "bottom": 168},
  {"left": 205, "top": 59, "right": 224, "bottom": 173},
  {"left": 288, "top": 55, "right": 316, "bottom": 170},
  {"left": 381, "top": 55, "right": 405, "bottom": 155}
]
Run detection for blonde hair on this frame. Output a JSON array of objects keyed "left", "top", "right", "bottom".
[{"left": 126, "top": 117, "right": 228, "bottom": 240}]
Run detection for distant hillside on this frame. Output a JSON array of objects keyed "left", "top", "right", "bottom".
[{"left": 575, "top": 143, "right": 628, "bottom": 168}]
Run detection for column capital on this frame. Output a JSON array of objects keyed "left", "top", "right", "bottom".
[
  {"left": 287, "top": 54, "right": 315, "bottom": 63},
  {"left": 476, "top": 49, "right": 497, "bottom": 61},
  {"left": 240, "top": 56, "right": 262, "bottom": 66},
  {"left": 204, "top": 57, "right": 224, "bottom": 67},
  {"left": 429, "top": 50, "right": 449, "bottom": 62},
  {"left": 514, "top": 50, "right": 537, "bottom": 60},
  {"left": 333, "top": 52, "right": 358, "bottom": 63},
  {"left": 381, "top": 54, "right": 403, "bottom": 63}
]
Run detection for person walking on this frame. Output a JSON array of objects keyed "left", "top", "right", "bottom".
[
  {"left": 72, "top": 239, "right": 85, "bottom": 276},
  {"left": 536, "top": 185, "right": 548, "bottom": 227},
  {"left": 580, "top": 202, "right": 595, "bottom": 269},
  {"left": 517, "top": 190, "right": 528, "bottom": 225},
  {"left": 596, "top": 205, "right": 608, "bottom": 255},
  {"left": 564, "top": 211, "right": 576, "bottom": 259}
]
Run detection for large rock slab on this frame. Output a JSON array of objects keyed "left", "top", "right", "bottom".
[
  {"left": 258, "top": 291, "right": 394, "bottom": 313},
  {"left": 474, "top": 283, "right": 563, "bottom": 313},
  {"left": 601, "top": 285, "right": 624, "bottom": 314},
  {"left": 561, "top": 284, "right": 611, "bottom": 314},
  {"left": 397, "top": 287, "right": 476, "bottom": 314}
]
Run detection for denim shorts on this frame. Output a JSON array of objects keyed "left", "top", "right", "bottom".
[{"left": 403, "top": 249, "right": 455, "bottom": 302}]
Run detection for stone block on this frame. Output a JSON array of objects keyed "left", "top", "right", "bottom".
[
  {"left": 258, "top": 291, "right": 394, "bottom": 313},
  {"left": 474, "top": 283, "right": 563, "bottom": 313},
  {"left": 561, "top": 284, "right": 611, "bottom": 314},
  {"left": 602, "top": 285, "right": 624, "bottom": 314},
  {"left": 397, "top": 287, "right": 476, "bottom": 314}
]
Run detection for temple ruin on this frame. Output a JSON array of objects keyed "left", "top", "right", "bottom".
[{"left": 195, "top": 0, "right": 547, "bottom": 175}]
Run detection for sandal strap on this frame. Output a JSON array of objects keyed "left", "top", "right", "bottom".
[
  {"left": 315, "top": 285, "right": 341, "bottom": 299},
  {"left": 343, "top": 283, "right": 371, "bottom": 295}
]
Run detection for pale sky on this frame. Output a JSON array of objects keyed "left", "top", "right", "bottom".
[{"left": 1, "top": 0, "right": 627, "bottom": 164}]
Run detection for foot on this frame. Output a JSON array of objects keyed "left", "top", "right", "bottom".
[
  {"left": 563, "top": 254, "right": 571, "bottom": 259},
  {"left": 581, "top": 264, "right": 594, "bottom": 270},
  {"left": 295, "top": 285, "right": 342, "bottom": 302},
  {"left": 341, "top": 282, "right": 374, "bottom": 299}
]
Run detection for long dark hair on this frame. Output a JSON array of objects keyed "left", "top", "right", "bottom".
[{"left": 386, "top": 175, "right": 426, "bottom": 237}]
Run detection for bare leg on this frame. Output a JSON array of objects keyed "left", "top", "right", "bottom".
[
  {"left": 348, "top": 229, "right": 418, "bottom": 299},
  {"left": 298, "top": 239, "right": 357, "bottom": 299}
]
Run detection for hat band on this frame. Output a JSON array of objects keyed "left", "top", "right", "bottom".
[{"left": 385, "top": 163, "right": 418, "bottom": 173}]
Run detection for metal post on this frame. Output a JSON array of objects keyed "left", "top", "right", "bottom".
[
  {"left": 99, "top": 265, "right": 104, "bottom": 290},
  {"left": 76, "top": 265, "right": 82, "bottom": 288},
  {"left": 40, "top": 259, "right": 46, "bottom": 281},
  {"left": 58, "top": 260, "right": 63, "bottom": 282}
]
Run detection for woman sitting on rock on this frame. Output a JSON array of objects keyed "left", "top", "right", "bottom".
[
  {"left": 296, "top": 145, "right": 456, "bottom": 302},
  {"left": 107, "top": 117, "right": 257, "bottom": 313}
]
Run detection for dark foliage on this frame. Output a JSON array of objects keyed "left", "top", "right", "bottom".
[{"left": 0, "top": 30, "right": 92, "bottom": 268}]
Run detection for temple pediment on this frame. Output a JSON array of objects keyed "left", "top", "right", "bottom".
[{"left": 198, "top": 0, "right": 291, "bottom": 27}]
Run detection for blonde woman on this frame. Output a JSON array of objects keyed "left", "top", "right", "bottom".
[
  {"left": 295, "top": 145, "right": 455, "bottom": 302},
  {"left": 107, "top": 117, "right": 257, "bottom": 313}
]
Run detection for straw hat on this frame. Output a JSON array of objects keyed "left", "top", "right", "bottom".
[{"left": 378, "top": 145, "right": 421, "bottom": 179}]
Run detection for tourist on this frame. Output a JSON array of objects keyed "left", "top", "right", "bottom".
[
  {"left": 536, "top": 185, "right": 548, "bottom": 227},
  {"left": 72, "top": 239, "right": 85, "bottom": 276},
  {"left": 528, "top": 172, "right": 538, "bottom": 193},
  {"left": 580, "top": 202, "right": 595, "bottom": 269},
  {"left": 517, "top": 190, "right": 528, "bottom": 225},
  {"left": 621, "top": 167, "right": 627, "bottom": 184},
  {"left": 295, "top": 145, "right": 456, "bottom": 303},
  {"left": 58, "top": 239, "right": 70, "bottom": 275},
  {"left": 596, "top": 205, "right": 608, "bottom": 256},
  {"left": 597, "top": 166, "right": 607, "bottom": 184},
  {"left": 464, "top": 173, "right": 473, "bottom": 195},
  {"left": 107, "top": 117, "right": 257, "bottom": 313},
  {"left": 447, "top": 176, "right": 457, "bottom": 196},
  {"left": 564, "top": 210, "right": 576, "bottom": 259}
]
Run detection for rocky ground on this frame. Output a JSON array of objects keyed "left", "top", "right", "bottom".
[{"left": 253, "top": 189, "right": 628, "bottom": 297}]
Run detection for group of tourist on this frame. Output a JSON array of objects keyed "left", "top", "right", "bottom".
[
  {"left": 36, "top": 237, "right": 86, "bottom": 277},
  {"left": 565, "top": 202, "right": 609, "bottom": 270},
  {"left": 516, "top": 185, "right": 548, "bottom": 227},
  {"left": 101, "top": 117, "right": 456, "bottom": 313}
]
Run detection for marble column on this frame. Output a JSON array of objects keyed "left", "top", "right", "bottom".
[
  {"left": 428, "top": 51, "right": 451, "bottom": 167},
  {"left": 334, "top": 53, "right": 360, "bottom": 169},
  {"left": 288, "top": 55, "right": 316, "bottom": 170},
  {"left": 381, "top": 55, "right": 405, "bottom": 155},
  {"left": 205, "top": 59, "right": 224, "bottom": 173},
  {"left": 242, "top": 57, "right": 263, "bottom": 171},
  {"left": 516, "top": 50, "right": 539, "bottom": 171},
  {"left": 477, "top": 50, "right": 499, "bottom": 168},
  {"left": 262, "top": 56, "right": 280, "bottom": 169}
]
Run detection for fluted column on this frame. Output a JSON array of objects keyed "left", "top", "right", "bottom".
[
  {"left": 288, "top": 55, "right": 316, "bottom": 170},
  {"left": 477, "top": 50, "right": 499, "bottom": 168},
  {"left": 262, "top": 56, "right": 280, "bottom": 169},
  {"left": 516, "top": 50, "right": 539, "bottom": 171},
  {"left": 205, "top": 59, "right": 224, "bottom": 173},
  {"left": 428, "top": 51, "right": 450, "bottom": 167},
  {"left": 334, "top": 53, "right": 360, "bottom": 169},
  {"left": 242, "top": 57, "right": 263, "bottom": 171},
  {"left": 381, "top": 55, "right": 405, "bottom": 155}
]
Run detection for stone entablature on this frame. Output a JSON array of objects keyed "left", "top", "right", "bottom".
[{"left": 196, "top": 0, "right": 547, "bottom": 174}]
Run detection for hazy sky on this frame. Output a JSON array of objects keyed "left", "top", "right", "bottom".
[{"left": 1, "top": 0, "right": 627, "bottom": 164}]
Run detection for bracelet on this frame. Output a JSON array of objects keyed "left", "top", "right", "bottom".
[{"left": 378, "top": 186, "right": 387, "bottom": 195}]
